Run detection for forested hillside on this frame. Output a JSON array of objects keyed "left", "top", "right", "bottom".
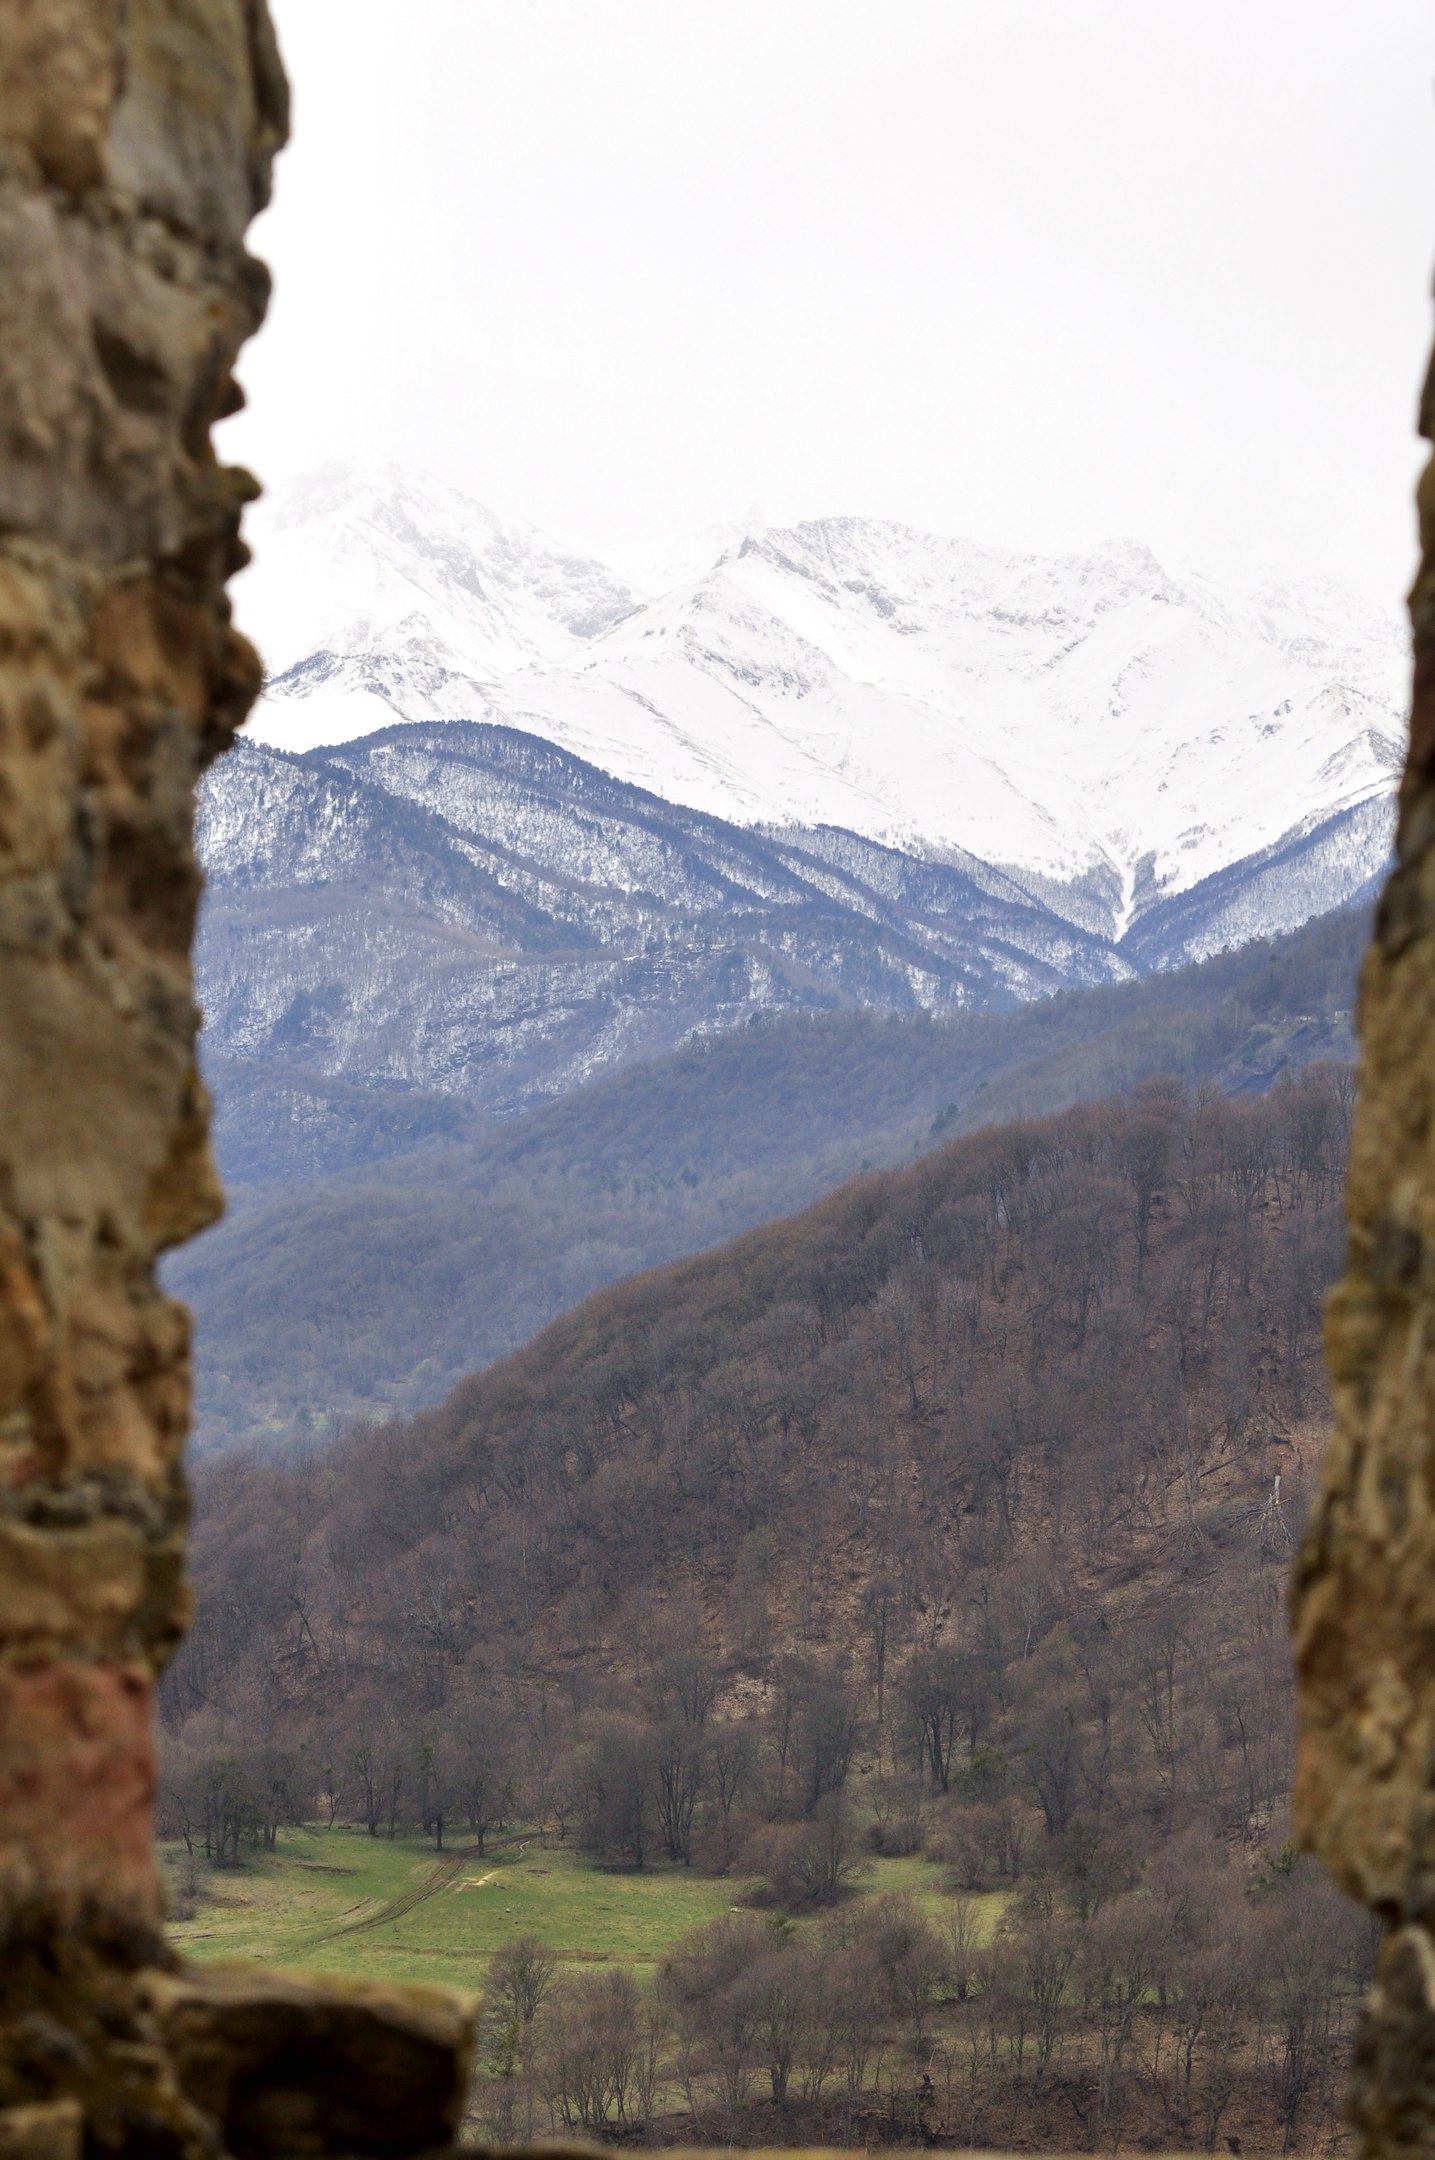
[
  {"left": 165, "top": 1064, "right": 1368, "bottom": 2151},
  {"left": 174, "top": 904, "right": 1363, "bottom": 1451}
]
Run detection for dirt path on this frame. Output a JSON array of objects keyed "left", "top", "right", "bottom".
[{"left": 308, "top": 1845, "right": 481, "bottom": 1944}]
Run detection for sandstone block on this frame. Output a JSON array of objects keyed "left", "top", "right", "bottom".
[
  {"left": 0, "top": 0, "right": 123, "bottom": 193},
  {"left": 140, "top": 1964, "right": 478, "bottom": 2158},
  {"left": 0, "top": 188, "right": 266, "bottom": 565},
  {"left": 0, "top": 1515, "right": 155, "bottom": 1660},
  {"left": 106, "top": 0, "right": 288, "bottom": 247},
  {"left": 0, "top": 1661, "right": 154, "bottom": 1918},
  {"left": 1345, "top": 1923, "right": 1435, "bottom": 2158},
  {"left": 0, "top": 2098, "right": 84, "bottom": 2160}
]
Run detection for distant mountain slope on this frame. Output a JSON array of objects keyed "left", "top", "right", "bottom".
[
  {"left": 237, "top": 466, "right": 1404, "bottom": 948},
  {"left": 197, "top": 722, "right": 1127, "bottom": 1120},
  {"left": 175, "top": 904, "right": 1364, "bottom": 1452}
]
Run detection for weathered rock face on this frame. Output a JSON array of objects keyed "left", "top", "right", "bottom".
[
  {"left": 1290, "top": 333, "right": 1435, "bottom": 2150},
  {"left": 139, "top": 1965, "right": 478, "bottom": 2158},
  {"left": 0, "top": 12, "right": 484, "bottom": 2152},
  {"left": 0, "top": 5, "right": 390, "bottom": 2153},
  {"left": 0, "top": 0, "right": 278, "bottom": 1858}
]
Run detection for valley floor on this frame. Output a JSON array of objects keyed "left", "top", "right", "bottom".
[
  {"left": 163, "top": 1825, "right": 1359, "bottom": 2155},
  {"left": 162, "top": 1824, "right": 991, "bottom": 1989}
]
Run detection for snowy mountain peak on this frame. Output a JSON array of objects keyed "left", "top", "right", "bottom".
[
  {"left": 604, "top": 515, "right": 758, "bottom": 599},
  {"left": 238, "top": 460, "right": 641, "bottom": 691},
  {"left": 238, "top": 466, "right": 1405, "bottom": 947}
]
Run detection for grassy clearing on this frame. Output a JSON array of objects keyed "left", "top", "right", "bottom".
[{"left": 163, "top": 1829, "right": 1004, "bottom": 1993}]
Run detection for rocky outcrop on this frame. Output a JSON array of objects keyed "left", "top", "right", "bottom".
[
  {"left": 0, "top": 5, "right": 469, "bottom": 2154},
  {"left": 139, "top": 1966, "right": 476, "bottom": 2157},
  {"left": 0, "top": 0, "right": 277, "bottom": 2139},
  {"left": 1291, "top": 327, "right": 1435, "bottom": 2150}
]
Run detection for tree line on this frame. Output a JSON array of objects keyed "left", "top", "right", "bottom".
[{"left": 471, "top": 1850, "right": 1370, "bottom": 2153}]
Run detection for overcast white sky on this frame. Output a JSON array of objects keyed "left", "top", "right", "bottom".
[{"left": 225, "top": 0, "right": 1435, "bottom": 604}]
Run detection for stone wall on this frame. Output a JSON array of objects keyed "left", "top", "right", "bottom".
[
  {"left": 1291, "top": 333, "right": 1435, "bottom": 2154},
  {"left": 0, "top": 5, "right": 472, "bottom": 2154}
]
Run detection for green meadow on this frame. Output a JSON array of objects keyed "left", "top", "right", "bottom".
[{"left": 163, "top": 1827, "right": 1001, "bottom": 1993}]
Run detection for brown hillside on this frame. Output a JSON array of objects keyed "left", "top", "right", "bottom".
[
  {"left": 174, "top": 1067, "right": 1349, "bottom": 1817},
  {"left": 166, "top": 1068, "right": 1368, "bottom": 2152}
]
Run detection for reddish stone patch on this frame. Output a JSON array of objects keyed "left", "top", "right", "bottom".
[{"left": 0, "top": 1659, "right": 157, "bottom": 1915}]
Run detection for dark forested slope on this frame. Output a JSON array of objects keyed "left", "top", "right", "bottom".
[
  {"left": 174, "top": 905, "right": 1363, "bottom": 1450},
  {"left": 176, "top": 1063, "right": 1348, "bottom": 1768}
]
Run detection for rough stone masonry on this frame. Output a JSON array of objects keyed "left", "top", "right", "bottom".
[
  {"left": 0, "top": 5, "right": 478, "bottom": 2155},
  {"left": 1291, "top": 325, "right": 1435, "bottom": 2151}
]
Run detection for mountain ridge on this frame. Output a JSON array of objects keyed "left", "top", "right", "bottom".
[
  {"left": 196, "top": 720, "right": 1132, "bottom": 1125},
  {"left": 234, "top": 464, "right": 1405, "bottom": 946},
  {"left": 175, "top": 900, "right": 1364, "bottom": 1453}
]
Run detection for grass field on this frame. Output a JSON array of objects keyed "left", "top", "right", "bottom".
[{"left": 162, "top": 1828, "right": 1002, "bottom": 1993}]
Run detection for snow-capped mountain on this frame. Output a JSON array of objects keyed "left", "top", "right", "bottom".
[
  {"left": 196, "top": 721, "right": 1128, "bottom": 1127},
  {"left": 603, "top": 515, "right": 759, "bottom": 600},
  {"left": 199, "top": 465, "right": 1398, "bottom": 1156},
  {"left": 237, "top": 464, "right": 1406, "bottom": 952},
  {"left": 238, "top": 463, "right": 641, "bottom": 751}
]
